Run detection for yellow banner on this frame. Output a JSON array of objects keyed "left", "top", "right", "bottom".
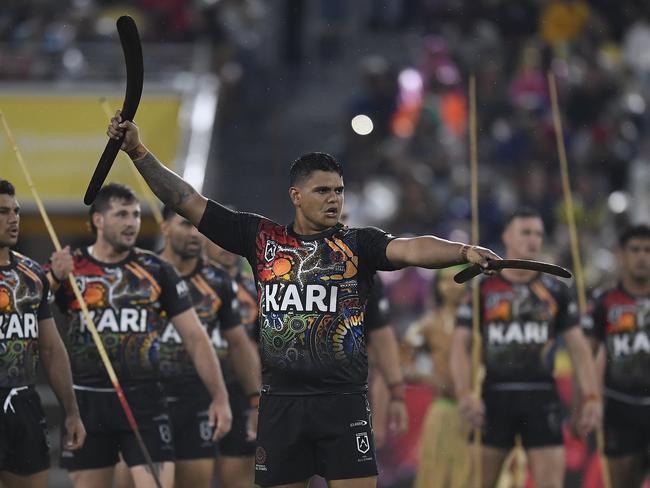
[{"left": 0, "top": 94, "right": 181, "bottom": 204}]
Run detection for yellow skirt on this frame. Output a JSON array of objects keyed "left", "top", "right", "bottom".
[{"left": 415, "top": 397, "right": 470, "bottom": 488}]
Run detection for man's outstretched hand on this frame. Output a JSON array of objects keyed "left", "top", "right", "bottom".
[{"left": 465, "top": 245, "right": 501, "bottom": 274}]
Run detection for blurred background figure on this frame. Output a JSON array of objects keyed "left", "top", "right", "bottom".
[{"left": 402, "top": 266, "right": 470, "bottom": 488}]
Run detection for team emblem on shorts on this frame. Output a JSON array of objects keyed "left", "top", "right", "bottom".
[
  {"left": 199, "top": 420, "right": 213, "bottom": 442},
  {"left": 255, "top": 446, "right": 267, "bottom": 464},
  {"left": 356, "top": 432, "right": 370, "bottom": 454}
]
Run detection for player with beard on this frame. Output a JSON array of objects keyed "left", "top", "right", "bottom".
[
  {"left": 0, "top": 179, "right": 85, "bottom": 488},
  {"left": 107, "top": 113, "right": 499, "bottom": 488},
  {"left": 583, "top": 225, "right": 650, "bottom": 488},
  {"left": 49, "top": 183, "right": 232, "bottom": 488},
  {"left": 158, "top": 206, "right": 261, "bottom": 488},
  {"left": 450, "top": 208, "right": 601, "bottom": 488}
]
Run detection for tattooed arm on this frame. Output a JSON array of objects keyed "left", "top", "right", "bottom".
[{"left": 107, "top": 111, "right": 208, "bottom": 226}]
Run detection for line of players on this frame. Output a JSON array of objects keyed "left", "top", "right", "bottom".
[
  {"left": 0, "top": 179, "right": 409, "bottom": 488},
  {"left": 1, "top": 108, "right": 648, "bottom": 488}
]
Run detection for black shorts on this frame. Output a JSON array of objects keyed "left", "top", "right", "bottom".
[
  {"left": 481, "top": 385, "right": 563, "bottom": 449},
  {"left": 255, "top": 393, "right": 377, "bottom": 487},
  {"left": 603, "top": 393, "right": 650, "bottom": 457},
  {"left": 219, "top": 381, "right": 256, "bottom": 457},
  {"left": 164, "top": 379, "right": 218, "bottom": 461},
  {"left": 60, "top": 383, "right": 174, "bottom": 470},
  {"left": 0, "top": 386, "right": 50, "bottom": 475}
]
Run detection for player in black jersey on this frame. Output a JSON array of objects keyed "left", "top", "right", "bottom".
[
  {"left": 365, "top": 274, "right": 409, "bottom": 449},
  {"left": 49, "top": 184, "right": 231, "bottom": 488},
  {"left": 0, "top": 179, "right": 85, "bottom": 488},
  {"left": 450, "top": 208, "right": 601, "bottom": 488},
  {"left": 107, "top": 114, "right": 499, "bottom": 488},
  {"left": 158, "top": 206, "right": 261, "bottom": 488},
  {"left": 582, "top": 225, "right": 650, "bottom": 488},
  {"left": 205, "top": 241, "right": 266, "bottom": 487}
]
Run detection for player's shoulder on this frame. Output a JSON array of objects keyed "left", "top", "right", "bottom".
[
  {"left": 132, "top": 247, "right": 170, "bottom": 270},
  {"left": 11, "top": 251, "right": 46, "bottom": 276},
  {"left": 538, "top": 273, "right": 571, "bottom": 293},
  {"left": 591, "top": 284, "right": 625, "bottom": 304},
  {"left": 202, "top": 259, "right": 233, "bottom": 282}
]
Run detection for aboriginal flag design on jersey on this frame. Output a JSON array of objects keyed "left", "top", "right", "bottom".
[
  {"left": 584, "top": 285, "right": 650, "bottom": 395},
  {"left": 198, "top": 200, "right": 396, "bottom": 395},
  {"left": 54, "top": 247, "right": 192, "bottom": 387},
  {"left": 0, "top": 252, "right": 51, "bottom": 387},
  {"left": 158, "top": 257, "right": 239, "bottom": 381},
  {"left": 457, "top": 273, "right": 578, "bottom": 385}
]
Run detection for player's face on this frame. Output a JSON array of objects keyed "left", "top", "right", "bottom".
[
  {"left": 96, "top": 198, "right": 141, "bottom": 253},
  {"left": 0, "top": 194, "right": 19, "bottom": 249},
  {"left": 205, "top": 239, "right": 239, "bottom": 268},
  {"left": 502, "top": 216, "right": 544, "bottom": 260},
  {"left": 165, "top": 214, "right": 203, "bottom": 260},
  {"left": 620, "top": 238, "right": 650, "bottom": 282},
  {"left": 437, "top": 269, "right": 466, "bottom": 305},
  {"left": 291, "top": 170, "right": 344, "bottom": 230}
]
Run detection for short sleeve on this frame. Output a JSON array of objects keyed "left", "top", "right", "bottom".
[
  {"left": 357, "top": 227, "right": 398, "bottom": 273},
  {"left": 37, "top": 270, "right": 53, "bottom": 321},
  {"left": 365, "top": 276, "right": 390, "bottom": 331},
  {"left": 158, "top": 261, "right": 193, "bottom": 319},
  {"left": 583, "top": 292, "right": 606, "bottom": 343},
  {"left": 198, "top": 200, "right": 262, "bottom": 261},
  {"left": 218, "top": 277, "right": 241, "bottom": 332},
  {"left": 555, "top": 283, "right": 580, "bottom": 334}
]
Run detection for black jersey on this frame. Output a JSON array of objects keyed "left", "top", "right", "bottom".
[
  {"left": 54, "top": 247, "right": 192, "bottom": 387},
  {"left": 365, "top": 275, "right": 391, "bottom": 335},
  {"left": 198, "top": 200, "right": 396, "bottom": 394},
  {"left": 0, "top": 251, "right": 52, "bottom": 387},
  {"left": 159, "top": 257, "right": 240, "bottom": 381},
  {"left": 583, "top": 285, "right": 650, "bottom": 397},
  {"left": 457, "top": 273, "right": 578, "bottom": 386}
]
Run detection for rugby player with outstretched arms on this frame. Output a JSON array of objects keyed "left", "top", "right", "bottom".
[{"left": 107, "top": 112, "right": 499, "bottom": 488}]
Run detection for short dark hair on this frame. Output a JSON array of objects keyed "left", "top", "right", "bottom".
[
  {"left": 503, "top": 207, "right": 542, "bottom": 230},
  {"left": 0, "top": 179, "right": 15, "bottom": 197},
  {"left": 619, "top": 224, "right": 650, "bottom": 247},
  {"left": 161, "top": 205, "right": 177, "bottom": 221},
  {"left": 89, "top": 183, "right": 138, "bottom": 235},
  {"left": 289, "top": 152, "right": 343, "bottom": 187}
]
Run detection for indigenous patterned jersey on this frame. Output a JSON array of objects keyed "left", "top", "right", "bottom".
[
  {"left": 54, "top": 247, "right": 192, "bottom": 387},
  {"left": 198, "top": 200, "right": 396, "bottom": 394},
  {"left": 583, "top": 285, "right": 650, "bottom": 396},
  {"left": 457, "top": 273, "right": 578, "bottom": 385},
  {"left": 159, "top": 257, "right": 239, "bottom": 381},
  {"left": 0, "top": 251, "right": 52, "bottom": 387}
]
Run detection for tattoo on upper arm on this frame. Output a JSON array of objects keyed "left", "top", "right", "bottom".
[{"left": 134, "top": 153, "right": 196, "bottom": 207}]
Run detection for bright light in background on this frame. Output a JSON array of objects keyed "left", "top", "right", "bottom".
[
  {"left": 398, "top": 68, "right": 423, "bottom": 105},
  {"left": 351, "top": 114, "right": 373, "bottom": 135},
  {"left": 608, "top": 191, "right": 630, "bottom": 214}
]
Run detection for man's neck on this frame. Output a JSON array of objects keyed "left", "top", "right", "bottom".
[
  {"left": 292, "top": 214, "right": 330, "bottom": 236},
  {"left": 622, "top": 276, "right": 650, "bottom": 297},
  {"left": 160, "top": 248, "right": 198, "bottom": 276},
  {"left": 0, "top": 247, "right": 10, "bottom": 266},
  {"left": 89, "top": 240, "right": 130, "bottom": 263}
]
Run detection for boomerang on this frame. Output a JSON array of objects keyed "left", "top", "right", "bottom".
[
  {"left": 454, "top": 259, "right": 572, "bottom": 284},
  {"left": 84, "top": 15, "right": 143, "bottom": 205}
]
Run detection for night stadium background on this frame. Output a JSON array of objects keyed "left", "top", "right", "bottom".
[{"left": 2, "top": 0, "right": 650, "bottom": 486}]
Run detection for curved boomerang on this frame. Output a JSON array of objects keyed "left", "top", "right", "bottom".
[
  {"left": 84, "top": 16, "right": 143, "bottom": 205},
  {"left": 454, "top": 259, "right": 572, "bottom": 284}
]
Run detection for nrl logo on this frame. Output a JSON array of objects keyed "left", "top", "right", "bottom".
[
  {"left": 264, "top": 240, "right": 278, "bottom": 262},
  {"left": 356, "top": 432, "right": 370, "bottom": 454}
]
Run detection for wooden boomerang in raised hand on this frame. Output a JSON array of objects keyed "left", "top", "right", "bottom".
[
  {"left": 454, "top": 259, "right": 572, "bottom": 284},
  {"left": 84, "top": 16, "right": 143, "bottom": 205}
]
